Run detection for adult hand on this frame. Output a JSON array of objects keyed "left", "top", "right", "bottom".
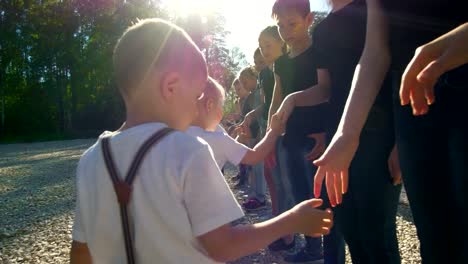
[
  {"left": 305, "top": 132, "right": 327, "bottom": 161},
  {"left": 388, "top": 145, "right": 402, "bottom": 186},
  {"left": 313, "top": 133, "right": 359, "bottom": 207},
  {"left": 400, "top": 23, "right": 468, "bottom": 115}
]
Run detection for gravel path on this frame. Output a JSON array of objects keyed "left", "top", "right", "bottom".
[{"left": 0, "top": 139, "right": 421, "bottom": 263}]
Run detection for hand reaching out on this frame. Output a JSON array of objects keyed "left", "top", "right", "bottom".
[
  {"left": 313, "top": 133, "right": 359, "bottom": 207},
  {"left": 290, "top": 199, "right": 333, "bottom": 237}
]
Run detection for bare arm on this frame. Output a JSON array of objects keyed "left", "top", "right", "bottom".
[
  {"left": 198, "top": 199, "right": 332, "bottom": 262},
  {"left": 336, "top": 0, "right": 390, "bottom": 138},
  {"left": 268, "top": 74, "right": 283, "bottom": 126},
  {"left": 241, "top": 128, "right": 280, "bottom": 165},
  {"left": 292, "top": 69, "right": 331, "bottom": 107},
  {"left": 70, "top": 241, "right": 92, "bottom": 264},
  {"left": 313, "top": 0, "right": 391, "bottom": 206}
]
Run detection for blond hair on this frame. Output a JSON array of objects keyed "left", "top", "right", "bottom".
[
  {"left": 113, "top": 18, "right": 207, "bottom": 98},
  {"left": 205, "top": 77, "right": 226, "bottom": 104}
]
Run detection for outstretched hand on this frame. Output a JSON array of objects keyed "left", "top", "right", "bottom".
[
  {"left": 290, "top": 199, "right": 333, "bottom": 237},
  {"left": 313, "top": 133, "right": 359, "bottom": 207}
]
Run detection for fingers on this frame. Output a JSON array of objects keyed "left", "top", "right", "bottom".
[
  {"left": 308, "top": 198, "right": 323, "bottom": 208},
  {"left": 326, "top": 171, "right": 337, "bottom": 207},
  {"left": 334, "top": 172, "right": 343, "bottom": 205},
  {"left": 401, "top": 51, "right": 424, "bottom": 106},
  {"left": 314, "top": 166, "right": 326, "bottom": 198},
  {"left": 341, "top": 170, "right": 349, "bottom": 194}
]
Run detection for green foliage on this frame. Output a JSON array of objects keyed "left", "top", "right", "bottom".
[{"left": 0, "top": 0, "right": 246, "bottom": 142}]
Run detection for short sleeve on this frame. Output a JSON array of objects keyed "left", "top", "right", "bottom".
[
  {"left": 220, "top": 135, "right": 249, "bottom": 166},
  {"left": 72, "top": 164, "right": 86, "bottom": 242},
  {"left": 183, "top": 145, "right": 244, "bottom": 237},
  {"left": 313, "top": 47, "right": 329, "bottom": 70}
]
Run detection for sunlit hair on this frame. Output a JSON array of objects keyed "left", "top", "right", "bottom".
[
  {"left": 271, "top": 0, "right": 310, "bottom": 19},
  {"left": 205, "top": 77, "right": 226, "bottom": 104},
  {"left": 113, "top": 18, "right": 207, "bottom": 98},
  {"left": 259, "top": 25, "right": 288, "bottom": 54},
  {"left": 239, "top": 66, "right": 258, "bottom": 81},
  {"left": 231, "top": 78, "right": 240, "bottom": 88}
]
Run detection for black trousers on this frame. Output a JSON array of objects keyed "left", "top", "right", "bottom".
[{"left": 394, "top": 67, "right": 468, "bottom": 264}]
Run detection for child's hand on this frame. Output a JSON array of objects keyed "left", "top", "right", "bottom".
[
  {"left": 276, "top": 94, "right": 296, "bottom": 126},
  {"left": 305, "top": 132, "right": 327, "bottom": 161},
  {"left": 388, "top": 145, "right": 402, "bottom": 186},
  {"left": 270, "top": 112, "right": 285, "bottom": 135},
  {"left": 290, "top": 199, "right": 333, "bottom": 237}
]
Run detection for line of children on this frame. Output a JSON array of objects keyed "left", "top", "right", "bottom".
[{"left": 70, "top": 18, "right": 334, "bottom": 264}]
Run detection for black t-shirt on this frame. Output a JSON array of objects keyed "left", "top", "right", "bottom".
[
  {"left": 274, "top": 45, "right": 330, "bottom": 147},
  {"left": 312, "top": 0, "right": 394, "bottom": 134},
  {"left": 258, "top": 68, "right": 275, "bottom": 121},
  {"left": 312, "top": 0, "right": 367, "bottom": 132},
  {"left": 381, "top": 0, "right": 467, "bottom": 73}
]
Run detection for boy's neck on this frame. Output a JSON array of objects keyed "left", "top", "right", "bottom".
[
  {"left": 290, "top": 37, "right": 312, "bottom": 57},
  {"left": 191, "top": 119, "right": 211, "bottom": 131},
  {"left": 124, "top": 105, "right": 186, "bottom": 131}
]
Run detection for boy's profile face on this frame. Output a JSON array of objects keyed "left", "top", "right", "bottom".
[
  {"left": 275, "top": 10, "right": 313, "bottom": 47},
  {"left": 239, "top": 74, "right": 257, "bottom": 93},
  {"left": 235, "top": 83, "right": 249, "bottom": 98}
]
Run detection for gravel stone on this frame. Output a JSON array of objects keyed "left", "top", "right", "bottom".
[{"left": 0, "top": 139, "right": 421, "bottom": 263}]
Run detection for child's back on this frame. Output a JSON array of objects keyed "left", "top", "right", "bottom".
[{"left": 74, "top": 123, "right": 243, "bottom": 263}]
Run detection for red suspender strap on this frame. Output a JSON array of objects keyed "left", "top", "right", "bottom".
[{"left": 101, "top": 127, "right": 174, "bottom": 264}]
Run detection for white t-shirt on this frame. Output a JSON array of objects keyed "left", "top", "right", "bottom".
[
  {"left": 186, "top": 126, "right": 249, "bottom": 169},
  {"left": 72, "top": 123, "right": 244, "bottom": 264}
]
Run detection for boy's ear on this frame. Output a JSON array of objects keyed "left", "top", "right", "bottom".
[
  {"left": 206, "top": 97, "right": 214, "bottom": 112},
  {"left": 160, "top": 72, "right": 181, "bottom": 101}
]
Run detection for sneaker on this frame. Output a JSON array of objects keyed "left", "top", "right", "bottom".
[
  {"left": 242, "top": 198, "right": 266, "bottom": 211},
  {"left": 284, "top": 248, "right": 323, "bottom": 263},
  {"left": 268, "top": 237, "right": 296, "bottom": 252}
]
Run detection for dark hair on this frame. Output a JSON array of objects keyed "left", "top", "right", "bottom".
[
  {"left": 254, "top": 47, "right": 262, "bottom": 59},
  {"left": 271, "top": 0, "right": 310, "bottom": 19}
]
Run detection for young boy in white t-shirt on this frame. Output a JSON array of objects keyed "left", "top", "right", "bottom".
[
  {"left": 70, "top": 18, "right": 333, "bottom": 264},
  {"left": 187, "top": 77, "right": 282, "bottom": 170}
]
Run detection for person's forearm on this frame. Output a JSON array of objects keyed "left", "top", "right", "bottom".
[
  {"left": 242, "top": 128, "right": 280, "bottom": 165},
  {"left": 246, "top": 105, "right": 264, "bottom": 120},
  {"left": 207, "top": 210, "right": 296, "bottom": 262},
  {"left": 291, "top": 84, "right": 330, "bottom": 107},
  {"left": 336, "top": 0, "right": 390, "bottom": 138}
]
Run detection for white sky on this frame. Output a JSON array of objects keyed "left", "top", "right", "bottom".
[{"left": 162, "top": 0, "right": 329, "bottom": 63}]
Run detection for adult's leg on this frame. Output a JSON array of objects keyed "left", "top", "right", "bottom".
[
  {"left": 339, "top": 106, "right": 401, "bottom": 264},
  {"left": 394, "top": 76, "right": 458, "bottom": 264}
]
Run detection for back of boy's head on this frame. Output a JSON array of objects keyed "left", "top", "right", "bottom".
[
  {"left": 271, "top": 0, "right": 310, "bottom": 19},
  {"left": 113, "top": 18, "right": 207, "bottom": 99}
]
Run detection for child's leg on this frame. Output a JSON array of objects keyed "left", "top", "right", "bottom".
[{"left": 264, "top": 165, "right": 277, "bottom": 215}]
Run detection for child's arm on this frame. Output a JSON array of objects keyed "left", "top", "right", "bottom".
[
  {"left": 198, "top": 199, "right": 332, "bottom": 262},
  {"left": 70, "top": 241, "right": 92, "bottom": 264},
  {"left": 276, "top": 69, "right": 331, "bottom": 125},
  {"left": 240, "top": 112, "right": 283, "bottom": 165},
  {"left": 267, "top": 74, "right": 284, "bottom": 126}
]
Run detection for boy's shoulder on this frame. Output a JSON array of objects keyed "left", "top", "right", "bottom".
[{"left": 79, "top": 124, "right": 209, "bottom": 168}]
